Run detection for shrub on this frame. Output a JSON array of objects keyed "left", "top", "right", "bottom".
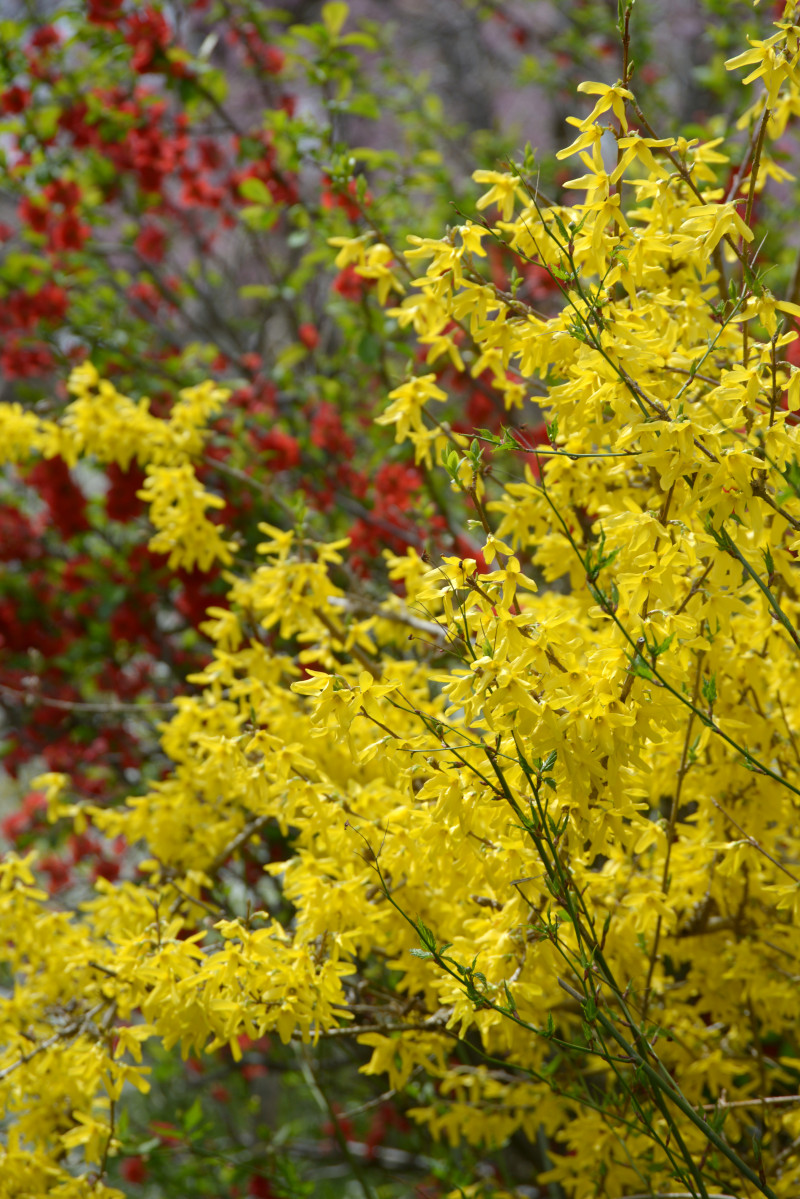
[{"left": 4, "top": 2, "right": 800, "bottom": 1198}]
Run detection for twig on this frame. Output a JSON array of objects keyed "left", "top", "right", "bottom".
[{"left": 0, "top": 681, "right": 174, "bottom": 713}]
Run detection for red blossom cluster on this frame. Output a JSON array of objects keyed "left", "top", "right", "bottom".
[
  {"left": 87, "top": 0, "right": 125, "bottom": 27},
  {"left": 25, "top": 456, "right": 90, "bottom": 539},
  {"left": 321, "top": 175, "right": 372, "bottom": 222},
  {"left": 19, "top": 180, "right": 89, "bottom": 255},
  {"left": 125, "top": 6, "right": 173, "bottom": 75},
  {"left": 347, "top": 462, "right": 428, "bottom": 571},
  {"left": 226, "top": 24, "right": 285, "bottom": 76}
]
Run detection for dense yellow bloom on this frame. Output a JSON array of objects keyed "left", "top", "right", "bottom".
[{"left": 0, "top": 362, "right": 234, "bottom": 572}]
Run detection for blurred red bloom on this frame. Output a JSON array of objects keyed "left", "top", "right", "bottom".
[
  {"left": 43, "top": 179, "right": 81, "bottom": 209},
  {"left": 298, "top": 322, "right": 319, "bottom": 349},
  {"left": 332, "top": 265, "right": 368, "bottom": 301},
  {"left": 1, "top": 86, "right": 30, "bottom": 114},
  {"left": 18, "top": 197, "right": 48, "bottom": 233},
  {"left": 134, "top": 223, "right": 167, "bottom": 262},
  {"left": 87, "top": 0, "right": 124, "bottom": 26},
  {"left": 30, "top": 25, "right": 61, "bottom": 49},
  {"left": 121, "top": 1157, "right": 148, "bottom": 1184},
  {"left": 125, "top": 7, "right": 171, "bottom": 73}
]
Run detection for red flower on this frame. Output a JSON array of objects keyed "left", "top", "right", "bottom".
[
  {"left": 465, "top": 389, "right": 495, "bottom": 428},
  {"left": 197, "top": 138, "right": 224, "bottom": 171},
  {"left": 105, "top": 462, "right": 145, "bottom": 522},
  {"left": 786, "top": 321, "right": 800, "bottom": 369},
  {"left": 180, "top": 173, "right": 224, "bottom": 208},
  {"left": 321, "top": 1104, "right": 354, "bottom": 1141},
  {"left": 522, "top": 261, "right": 562, "bottom": 300},
  {"left": 1, "top": 339, "right": 54, "bottom": 379},
  {"left": 310, "top": 402, "right": 354, "bottom": 456},
  {"left": 149, "top": 1122, "right": 182, "bottom": 1145},
  {"left": 234, "top": 26, "right": 285, "bottom": 74},
  {"left": 92, "top": 857, "right": 121, "bottom": 883},
  {"left": 111, "top": 603, "right": 152, "bottom": 645},
  {"left": 30, "top": 25, "right": 61, "bottom": 49},
  {"left": 87, "top": 0, "right": 124, "bottom": 26},
  {"left": 18, "top": 196, "right": 48, "bottom": 233},
  {"left": 33, "top": 282, "right": 69, "bottom": 324},
  {"left": 70, "top": 833, "right": 102, "bottom": 863},
  {"left": 241, "top": 1062, "right": 268, "bottom": 1080},
  {"left": 231, "top": 380, "right": 276, "bottom": 415},
  {"left": 39, "top": 853, "right": 72, "bottom": 894},
  {"left": 128, "top": 280, "right": 163, "bottom": 313},
  {"left": 134, "top": 223, "right": 166, "bottom": 262},
  {"left": 332, "top": 265, "right": 368, "bottom": 301},
  {"left": 0, "top": 508, "right": 39, "bottom": 561},
  {"left": 47, "top": 213, "right": 89, "bottom": 253},
  {"left": 1, "top": 86, "right": 30, "bottom": 114},
  {"left": 298, "top": 322, "right": 319, "bottom": 350},
  {"left": 176, "top": 568, "right": 219, "bottom": 627},
  {"left": 3, "top": 282, "right": 69, "bottom": 330},
  {"left": 43, "top": 179, "right": 81, "bottom": 209},
  {"left": 321, "top": 176, "right": 370, "bottom": 221},
  {"left": 254, "top": 429, "right": 300, "bottom": 471},
  {"left": 248, "top": 1177, "right": 277, "bottom": 1199},
  {"left": 57, "top": 99, "right": 94, "bottom": 147},
  {"left": 374, "top": 463, "right": 421, "bottom": 508},
  {"left": 125, "top": 7, "right": 172, "bottom": 74},
  {"left": 121, "top": 1157, "right": 148, "bottom": 1184},
  {"left": 2, "top": 809, "right": 30, "bottom": 843},
  {"left": 260, "top": 45, "right": 285, "bottom": 75},
  {"left": 25, "top": 456, "right": 90, "bottom": 537}
]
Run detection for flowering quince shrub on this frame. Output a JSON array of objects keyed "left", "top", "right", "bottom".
[{"left": 8, "top": 2, "right": 800, "bottom": 1199}]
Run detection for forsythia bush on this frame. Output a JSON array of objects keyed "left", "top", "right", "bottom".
[{"left": 5, "top": 2, "right": 800, "bottom": 1197}]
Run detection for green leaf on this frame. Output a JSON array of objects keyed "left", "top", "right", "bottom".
[
  {"left": 541, "top": 749, "right": 557, "bottom": 773},
  {"left": 357, "top": 332, "right": 381, "bottom": 365},
  {"left": 240, "top": 205, "right": 279, "bottom": 231},
  {"left": 343, "top": 93, "right": 380, "bottom": 119},
  {"left": 183, "top": 1098, "right": 203, "bottom": 1131},
  {"left": 416, "top": 918, "right": 436, "bottom": 951},
  {"left": 239, "top": 178, "right": 273, "bottom": 205},
  {"left": 238, "top": 285, "right": 277, "bottom": 301},
  {"left": 322, "top": 1, "right": 349, "bottom": 36},
  {"left": 341, "top": 31, "right": 378, "bottom": 50}
]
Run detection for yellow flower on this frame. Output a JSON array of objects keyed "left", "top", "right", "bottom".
[{"left": 575, "top": 80, "right": 634, "bottom": 132}]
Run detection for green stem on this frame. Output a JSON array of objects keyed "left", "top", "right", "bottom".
[{"left": 559, "top": 982, "right": 777, "bottom": 1199}]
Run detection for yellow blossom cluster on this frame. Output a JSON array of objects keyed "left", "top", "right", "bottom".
[
  {"left": 0, "top": 361, "right": 234, "bottom": 571},
  {"left": 5, "top": 5, "right": 800, "bottom": 1198}
]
